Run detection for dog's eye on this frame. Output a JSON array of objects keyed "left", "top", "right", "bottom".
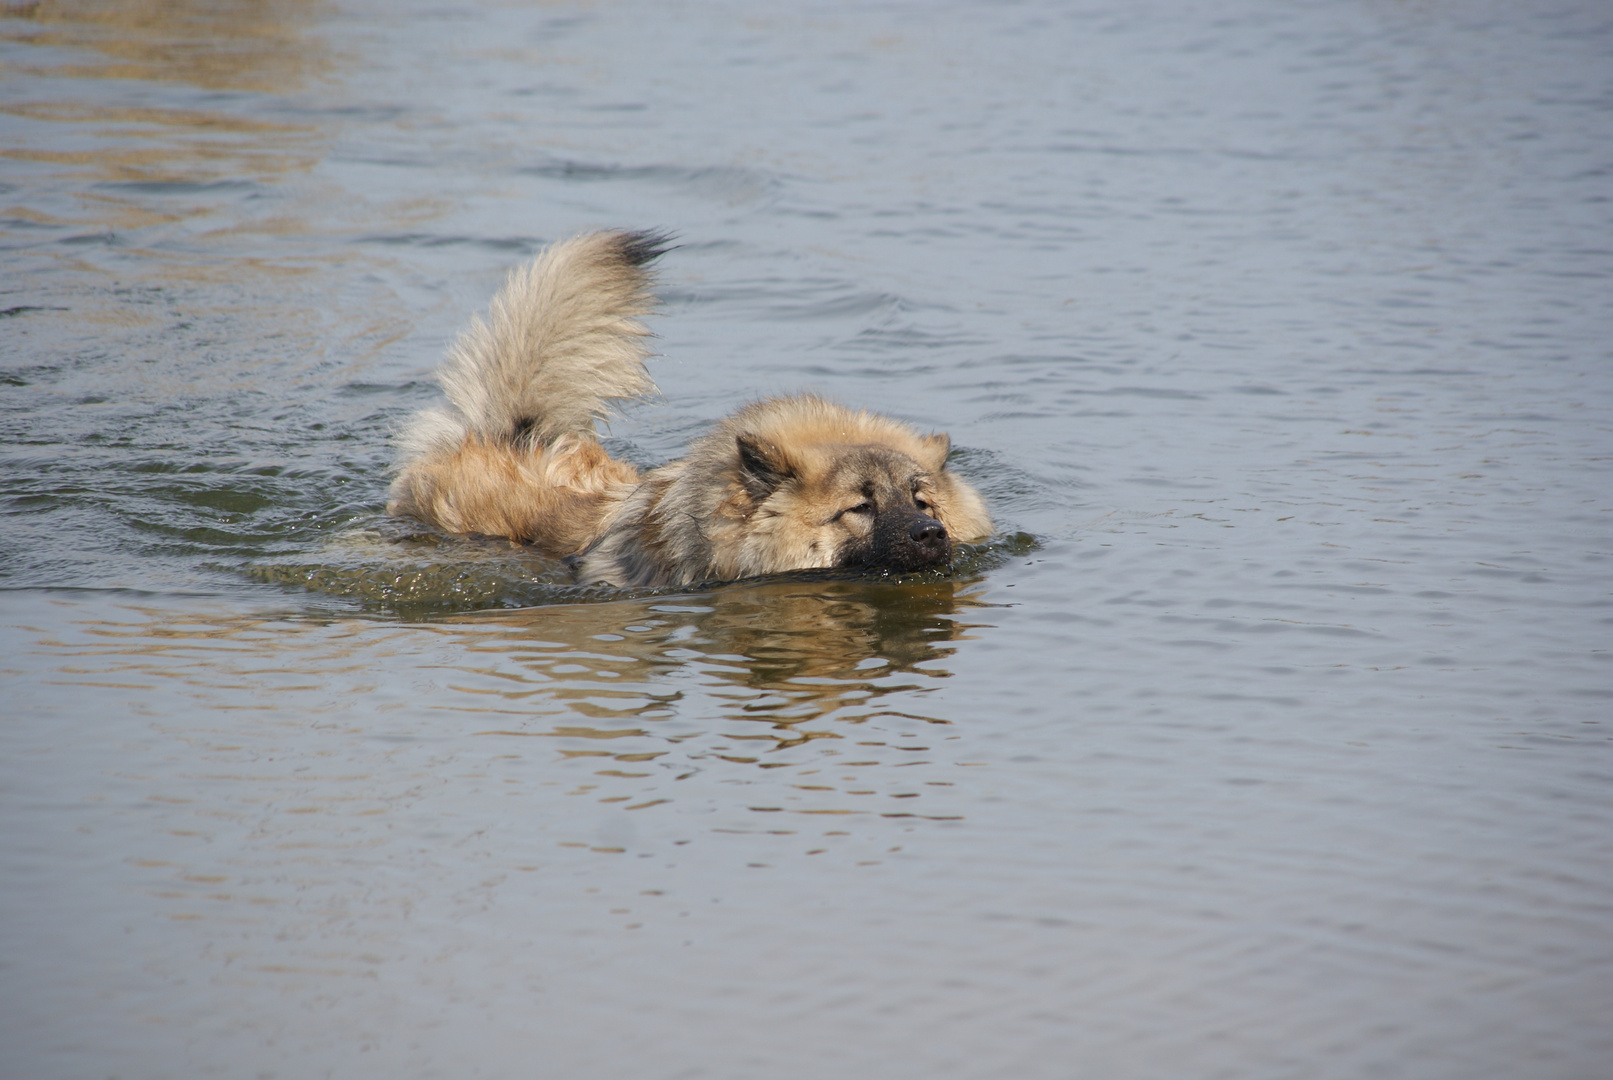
[
  {"left": 914, "top": 496, "right": 932, "bottom": 512},
  {"left": 839, "top": 501, "right": 873, "bottom": 518}
]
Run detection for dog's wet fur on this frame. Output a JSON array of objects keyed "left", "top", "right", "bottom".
[{"left": 388, "top": 230, "right": 991, "bottom": 587}]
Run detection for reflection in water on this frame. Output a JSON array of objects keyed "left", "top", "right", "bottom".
[
  {"left": 434, "top": 578, "right": 993, "bottom": 825},
  {"left": 2, "top": 0, "right": 328, "bottom": 92},
  {"left": 465, "top": 575, "right": 976, "bottom": 710},
  {"left": 234, "top": 532, "right": 1028, "bottom": 835},
  {"left": 2, "top": 0, "right": 331, "bottom": 267},
  {"left": 21, "top": 579, "right": 997, "bottom": 848}
]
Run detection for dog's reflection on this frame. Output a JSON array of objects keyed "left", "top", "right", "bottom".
[
  {"left": 454, "top": 575, "right": 989, "bottom": 726},
  {"left": 440, "top": 576, "right": 997, "bottom": 820}
]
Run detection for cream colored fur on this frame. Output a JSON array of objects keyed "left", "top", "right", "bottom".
[{"left": 388, "top": 230, "right": 992, "bottom": 587}]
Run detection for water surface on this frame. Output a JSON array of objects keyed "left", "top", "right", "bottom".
[{"left": 2, "top": 1, "right": 1611, "bottom": 1077}]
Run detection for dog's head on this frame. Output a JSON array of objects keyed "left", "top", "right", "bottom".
[{"left": 726, "top": 427, "right": 981, "bottom": 576}]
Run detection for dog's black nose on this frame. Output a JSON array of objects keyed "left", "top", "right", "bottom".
[{"left": 910, "top": 517, "right": 947, "bottom": 548}]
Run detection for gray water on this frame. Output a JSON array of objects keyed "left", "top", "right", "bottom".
[{"left": 3, "top": 1, "right": 1611, "bottom": 1077}]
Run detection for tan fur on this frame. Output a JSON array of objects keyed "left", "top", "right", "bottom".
[
  {"left": 388, "top": 230, "right": 992, "bottom": 587},
  {"left": 575, "top": 395, "right": 992, "bottom": 586},
  {"left": 387, "top": 434, "right": 640, "bottom": 553}
]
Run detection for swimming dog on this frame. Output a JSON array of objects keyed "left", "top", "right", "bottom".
[{"left": 387, "top": 230, "right": 991, "bottom": 587}]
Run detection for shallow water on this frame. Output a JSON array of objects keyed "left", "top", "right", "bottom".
[{"left": 3, "top": 1, "right": 1611, "bottom": 1077}]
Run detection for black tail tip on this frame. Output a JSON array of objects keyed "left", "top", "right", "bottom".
[{"left": 616, "top": 229, "right": 678, "bottom": 267}]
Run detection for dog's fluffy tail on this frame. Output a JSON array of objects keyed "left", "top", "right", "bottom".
[
  {"left": 397, "top": 229, "right": 673, "bottom": 463},
  {"left": 387, "top": 230, "right": 671, "bottom": 548}
]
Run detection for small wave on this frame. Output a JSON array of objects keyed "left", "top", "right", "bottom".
[
  {"left": 519, "top": 158, "right": 782, "bottom": 205},
  {"left": 246, "top": 525, "right": 1038, "bottom": 617}
]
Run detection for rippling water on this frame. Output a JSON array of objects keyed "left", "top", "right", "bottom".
[{"left": 3, "top": 1, "right": 1611, "bottom": 1077}]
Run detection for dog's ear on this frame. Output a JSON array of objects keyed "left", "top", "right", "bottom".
[
  {"left": 736, "top": 433, "right": 794, "bottom": 501},
  {"left": 919, "top": 432, "right": 951, "bottom": 471}
]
